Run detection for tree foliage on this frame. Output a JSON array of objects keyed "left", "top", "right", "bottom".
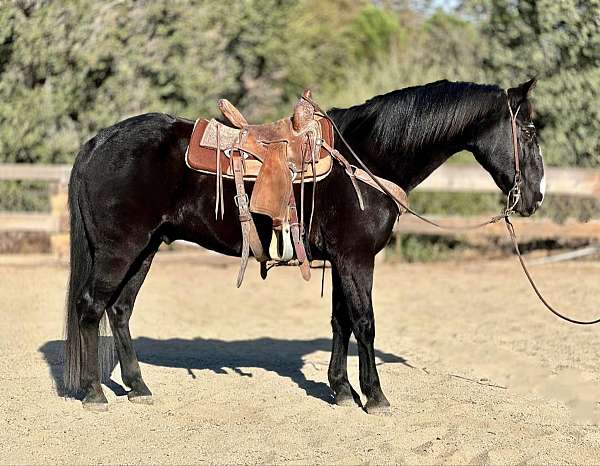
[
  {"left": 462, "top": 0, "right": 600, "bottom": 166},
  {"left": 0, "top": 0, "right": 597, "bottom": 169},
  {"left": 0, "top": 1, "right": 236, "bottom": 163}
]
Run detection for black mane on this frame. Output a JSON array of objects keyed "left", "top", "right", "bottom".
[{"left": 330, "top": 80, "right": 505, "bottom": 155}]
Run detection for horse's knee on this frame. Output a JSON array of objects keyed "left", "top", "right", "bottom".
[{"left": 352, "top": 315, "right": 375, "bottom": 341}]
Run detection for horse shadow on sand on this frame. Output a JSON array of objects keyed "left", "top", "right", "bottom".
[{"left": 39, "top": 337, "right": 410, "bottom": 404}]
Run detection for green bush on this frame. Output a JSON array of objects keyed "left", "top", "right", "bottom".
[
  {"left": 0, "top": 181, "right": 49, "bottom": 212},
  {"left": 462, "top": 0, "right": 600, "bottom": 167},
  {"left": 387, "top": 234, "right": 463, "bottom": 263}
]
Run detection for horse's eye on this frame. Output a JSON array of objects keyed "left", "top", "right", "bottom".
[{"left": 521, "top": 127, "right": 535, "bottom": 139}]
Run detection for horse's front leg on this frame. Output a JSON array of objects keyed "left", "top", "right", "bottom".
[
  {"left": 332, "top": 256, "right": 390, "bottom": 414},
  {"left": 328, "top": 265, "right": 361, "bottom": 406}
]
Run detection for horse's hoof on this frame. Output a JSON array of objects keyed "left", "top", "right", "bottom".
[
  {"left": 364, "top": 399, "right": 391, "bottom": 415},
  {"left": 128, "top": 393, "right": 154, "bottom": 405},
  {"left": 82, "top": 387, "right": 108, "bottom": 411},
  {"left": 82, "top": 400, "right": 108, "bottom": 412},
  {"left": 128, "top": 383, "right": 153, "bottom": 404},
  {"left": 331, "top": 383, "right": 361, "bottom": 407},
  {"left": 334, "top": 394, "right": 356, "bottom": 407}
]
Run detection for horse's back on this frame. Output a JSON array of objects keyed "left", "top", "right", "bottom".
[{"left": 75, "top": 112, "right": 193, "bottom": 167}]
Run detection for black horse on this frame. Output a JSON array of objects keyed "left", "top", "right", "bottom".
[{"left": 64, "top": 79, "right": 544, "bottom": 412}]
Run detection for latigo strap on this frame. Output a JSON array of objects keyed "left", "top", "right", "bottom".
[
  {"left": 215, "top": 124, "right": 224, "bottom": 219},
  {"left": 287, "top": 190, "right": 310, "bottom": 281},
  {"left": 231, "top": 130, "right": 267, "bottom": 287}
]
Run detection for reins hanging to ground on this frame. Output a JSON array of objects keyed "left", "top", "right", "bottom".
[
  {"left": 303, "top": 93, "right": 600, "bottom": 326},
  {"left": 504, "top": 218, "right": 600, "bottom": 325}
]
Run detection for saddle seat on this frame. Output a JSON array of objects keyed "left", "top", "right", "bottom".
[
  {"left": 186, "top": 93, "right": 334, "bottom": 187},
  {"left": 186, "top": 113, "right": 333, "bottom": 182}
]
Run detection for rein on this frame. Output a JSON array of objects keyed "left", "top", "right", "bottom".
[{"left": 303, "top": 93, "right": 600, "bottom": 326}]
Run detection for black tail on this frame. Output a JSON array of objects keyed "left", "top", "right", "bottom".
[{"left": 63, "top": 144, "right": 114, "bottom": 393}]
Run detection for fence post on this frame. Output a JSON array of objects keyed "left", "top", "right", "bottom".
[{"left": 49, "top": 172, "right": 70, "bottom": 259}]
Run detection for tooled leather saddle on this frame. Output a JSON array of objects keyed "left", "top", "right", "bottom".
[{"left": 186, "top": 89, "right": 408, "bottom": 286}]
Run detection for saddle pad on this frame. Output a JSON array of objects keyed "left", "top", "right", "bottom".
[{"left": 186, "top": 119, "right": 333, "bottom": 181}]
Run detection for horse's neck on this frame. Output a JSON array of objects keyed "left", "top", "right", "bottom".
[
  {"left": 332, "top": 101, "right": 489, "bottom": 193},
  {"left": 395, "top": 145, "right": 463, "bottom": 193},
  {"left": 346, "top": 136, "right": 465, "bottom": 194}
]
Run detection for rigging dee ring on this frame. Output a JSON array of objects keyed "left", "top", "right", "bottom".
[{"left": 224, "top": 148, "right": 249, "bottom": 159}]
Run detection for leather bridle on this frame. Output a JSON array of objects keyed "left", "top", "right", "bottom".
[
  {"left": 304, "top": 92, "right": 600, "bottom": 326},
  {"left": 505, "top": 98, "right": 522, "bottom": 216}
]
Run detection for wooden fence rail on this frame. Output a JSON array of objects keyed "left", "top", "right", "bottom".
[
  {"left": 1, "top": 164, "right": 600, "bottom": 254},
  {"left": 0, "top": 163, "right": 71, "bottom": 183},
  {"left": 396, "top": 215, "right": 600, "bottom": 242},
  {"left": 417, "top": 165, "right": 600, "bottom": 197},
  {"left": 399, "top": 166, "right": 600, "bottom": 242},
  {"left": 0, "top": 164, "right": 71, "bottom": 254}
]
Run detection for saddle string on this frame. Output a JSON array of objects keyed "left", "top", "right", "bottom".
[
  {"left": 299, "top": 136, "right": 306, "bottom": 234},
  {"left": 304, "top": 93, "right": 600, "bottom": 325},
  {"left": 215, "top": 124, "right": 225, "bottom": 220},
  {"left": 309, "top": 140, "right": 318, "bottom": 239},
  {"left": 215, "top": 124, "right": 220, "bottom": 219}
]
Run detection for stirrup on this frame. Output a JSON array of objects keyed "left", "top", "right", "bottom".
[{"left": 269, "top": 223, "right": 294, "bottom": 262}]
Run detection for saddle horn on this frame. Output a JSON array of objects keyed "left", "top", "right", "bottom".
[{"left": 292, "top": 89, "right": 314, "bottom": 131}]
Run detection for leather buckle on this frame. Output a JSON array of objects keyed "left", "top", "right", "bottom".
[{"left": 234, "top": 193, "right": 249, "bottom": 209}]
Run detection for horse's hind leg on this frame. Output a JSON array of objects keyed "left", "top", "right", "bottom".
[
  {"left": 328, "top": 266, "right": 361, "bottom": 407},
  {"left": 78, "top": 255, "right": 134, "bottom": 410},
  {"left": 106, "top": 248, "right": 158, "bottom": 404}
]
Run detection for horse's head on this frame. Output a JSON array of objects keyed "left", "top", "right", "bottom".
[{"left": 472, "top": 78, "right": 545, "bottom": 216}]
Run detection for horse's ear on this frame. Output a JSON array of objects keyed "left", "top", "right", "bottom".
[
  {"left": 508, "top": 77, "right": 537, "bottom": 108},
  {"left": 522, "top": 77, "right": 537, "bottom": 96}
]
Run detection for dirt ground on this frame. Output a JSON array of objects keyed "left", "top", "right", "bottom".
[{"left": 1, "top": 250, "right": 600, "bottom": 465}]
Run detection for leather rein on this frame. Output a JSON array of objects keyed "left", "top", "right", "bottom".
[{"left": 303, "top": 93, "right": 600, "bottom": 326}]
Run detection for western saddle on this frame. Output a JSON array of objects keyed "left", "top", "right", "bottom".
[{"left": 186, "top": 89, "right": 408, "bottom": 286}]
